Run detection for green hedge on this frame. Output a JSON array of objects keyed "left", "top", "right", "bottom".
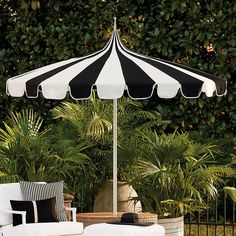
[{"left": 0, "top": 0, "right": 235, "bottom": 143}]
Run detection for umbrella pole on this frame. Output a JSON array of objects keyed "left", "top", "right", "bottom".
[{"left": 113, "top": 99, "right": 118, "bottom": 215}]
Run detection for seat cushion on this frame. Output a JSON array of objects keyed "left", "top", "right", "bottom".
[
  {"left": 83, "top": 223, "right": 165, "bottom": 236},
  {"left": 41, "top": 222, "right": 84, "bottom": 235},
  {"left": 2, "top": 224, "right": 29, "bottom": 236},
  {"left": 20, "top": 181, "right": 67, "bottom": 221},
  {"left": 2, "top": 222, "right": 84, "bottom": 236}
]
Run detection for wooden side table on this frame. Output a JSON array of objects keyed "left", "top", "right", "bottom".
[{"left": 77, "top": 212, "right": 158, "bottom": 228}]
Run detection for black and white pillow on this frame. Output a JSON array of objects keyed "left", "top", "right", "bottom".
[
  {"left": 10, "top": 197, "right": 58, "bottom": 226},
  {"left": 20, "top": 181, "right": 67, "bottom": 221}
]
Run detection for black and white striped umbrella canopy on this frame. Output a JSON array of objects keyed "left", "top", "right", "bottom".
[
  {"left": 6, "top": 19, "right": 227, "bottom": 214},
  {"left": 6, "top": 27, "right": 226, "bottom": 100}
]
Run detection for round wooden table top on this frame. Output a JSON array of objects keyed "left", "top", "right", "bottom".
[
  {"left": 77, "top": 212, "right": 158, "bottom": 227},
  {"left": 77, "top": 212, "right": 122, "bottom": 220}
]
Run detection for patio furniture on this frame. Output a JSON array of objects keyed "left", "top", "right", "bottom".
[
  {"left": 0, "top": 182, "right": 84, "bottom": 236},
  {"left": 83, "top": 222, "right": 165, "bottom": 236}
]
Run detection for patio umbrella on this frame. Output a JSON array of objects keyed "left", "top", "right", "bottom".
[{"left": 6, "top": 18, "right": 227, "bottom": 214}]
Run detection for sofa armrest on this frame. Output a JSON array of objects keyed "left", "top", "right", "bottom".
[
  {"left": 64, "top": 207, "right": 77, "bottom": 222},
  {"left": 0, "top": 209, "right": 27, "bottom": 225}
]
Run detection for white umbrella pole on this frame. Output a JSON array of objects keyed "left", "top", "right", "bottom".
[
  {"left": 112, "top": 99, "right": 118, "bottom": 215},
  {"left": 112, "top": 17, "right": 118, "bottom": 215}
]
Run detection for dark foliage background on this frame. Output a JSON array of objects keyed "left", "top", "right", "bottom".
[{"left": 0, "top": 0, "right": 235, "bottom": 160}]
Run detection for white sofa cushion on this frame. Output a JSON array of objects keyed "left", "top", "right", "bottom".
[
  {"left": 0, "top": 183, "right": 23, "bottom": 226},
  {"left": 2, "top": 222, "right": 84, "bottom": 236},
  {"left": 83, "top": 223, "right": 165, "bottom": 236}
]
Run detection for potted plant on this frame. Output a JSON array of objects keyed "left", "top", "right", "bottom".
[
  {"left": 51, "top": 95, "right": 169, "bottom": 212},
  {"left": 0, "top": 109, "right": 89, "bottom": 183},
  {"left": 224, "top": 186, "right": 236, "bottom": 203},
  {"left": 129, "top": 131, "right": 234, "bottom": 236}
]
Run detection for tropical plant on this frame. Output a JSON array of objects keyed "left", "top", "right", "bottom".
[
  {"left": 224, "top": 186, "right": 236, "bottom": 203},
  {"left": 0, "top": 109, "right": 89, "bottom": 183},
  {"left": 50, "top": 95, "right": 170, "bottom": 211},
  {"left": 223, "top": 152, "right": 236, "bottom": 204},
  {"left": 130, "top": 131, "right": 234, "bottom": 219},
  {"left": 51, "top": 95, "right": 169, "bottom": 181}
]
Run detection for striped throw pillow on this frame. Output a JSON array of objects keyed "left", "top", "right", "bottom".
[{"left": 20, "top": 181, "right": 67, "bottom": 221}]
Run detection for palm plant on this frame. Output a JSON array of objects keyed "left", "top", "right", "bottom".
[
  {"left": 50, "top": 95, "right": 170, "bottom": 211},
  {"left": 51, "top": 94, "right": 113, "bottom": 139},
  {"left": 224, "top": 186, "right": 236, "bottom": 203},
  {"left": 51, "top": 95, "right": 169, "bottom": 181},
  {"left": 0, "top": 109, "right": 89, "bottom": 183},
  {"left": 223, "top": 152, "right": 236, "bottom": 203},
  {"left": 130, "top": 131, "right": 234, "bottom": 218}
]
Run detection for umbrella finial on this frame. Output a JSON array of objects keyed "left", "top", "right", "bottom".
[{"left": 113, "top": 17, "right": 117, "bottom": 31}]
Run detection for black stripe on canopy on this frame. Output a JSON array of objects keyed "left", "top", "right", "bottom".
[
  {"left": 114, "top": 33, "right": 155, "bottom": 99},
  {"left": 69, "top": 32, "right": 115, "bottom": 99},
  {"left": 26, "top": 59, "right": 82, "bottom": 97},
  {"left": 157, "top": 58, "right": 227, "bottom": 96}
]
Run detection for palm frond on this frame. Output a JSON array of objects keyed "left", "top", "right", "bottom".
[{"left": 130, "top": 130, "right": 234, "bottom": 218}]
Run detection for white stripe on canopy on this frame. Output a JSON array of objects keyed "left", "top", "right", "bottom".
[{"left": 95, "top": 33, "right": 126, "bottom": 99}]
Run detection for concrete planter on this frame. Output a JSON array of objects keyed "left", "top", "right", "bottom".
[
  {"left": 93, "top": 180, "right": 142, "bottom": 212},
  {"left": 158, "top": 216, "right": 184, "bottom": 236}
]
